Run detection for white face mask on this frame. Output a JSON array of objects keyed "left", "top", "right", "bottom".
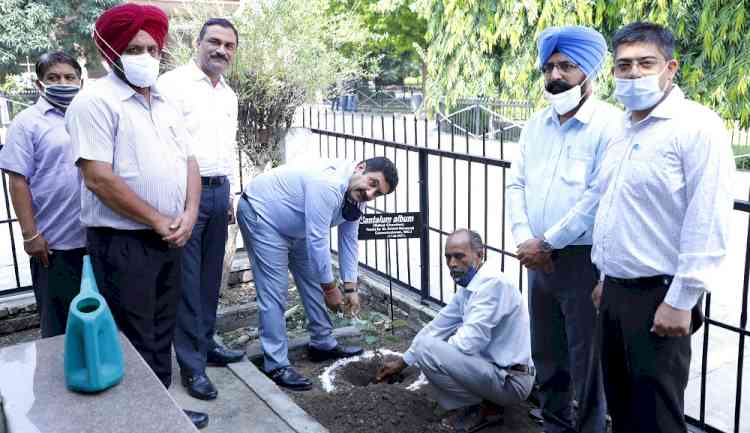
[
  {"left": 120, "top": 53, "right": 160, "bottom": 88},
  {"left": 543, "top": 84, "right": 583, "bottom": 115},
  {"left": 614, "top": 66, "right": 668, "bottom": 111},
  {"left": 541, "top": 55, "right": 604, "bottom": 116},
  {"left": 93, "top": 28, "right": 161, "bottom": 89}
]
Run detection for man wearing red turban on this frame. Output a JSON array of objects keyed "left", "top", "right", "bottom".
[
  {"left": 66, "top": 3, "right": 207, "bottom": 429},
  {"left": 94, "top": 3, "right": 169, "bottom": 65}
]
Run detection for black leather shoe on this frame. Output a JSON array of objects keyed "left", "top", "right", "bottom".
[
  {"left": 181, "top": 372, "right": 218, "bottom": 400},
  {"left": 307, "top": 344, "right": 364, "bottom": 362},
  {"left": 268, "top": 366, "right": 313, "bottom": 391},
  {"left": 207, "top": 345, "right": 245, "bottom": 366},
  {"left": 184, "top": 410, "right": 209, "bottom": 429}
]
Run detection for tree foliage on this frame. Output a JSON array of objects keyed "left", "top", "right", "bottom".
[
  {"left": 416, "top": 0, "right": 750, "bottom": 127},
  {"left": 0, "top": 0, "right": 119, "bottom": 79},
  {"left": 327, "top": 0, "right": 428, "bottom": 85}
]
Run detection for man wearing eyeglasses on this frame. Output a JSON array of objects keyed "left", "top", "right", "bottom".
[
  {"left": 507, "top": 26, "right": 620, "bottom": 433},
  {"left": 591, "top": 22, "right": 734, "bottom": 433}
]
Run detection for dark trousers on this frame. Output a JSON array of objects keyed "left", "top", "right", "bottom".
[
  {"left": 175, "top": 180, "right": 229, "bottom": 375},
  {"left": 30, "top": 247, "right": 87, "bottom": 338},
  {"left": 86, "top": 227, "right": 182, "bottom": 388},
  {"left": 528, "top": 245, "right": 606, "bottom": 433},
  {"left": 600, "top": 278, "right": 691, "bottom": 433}
]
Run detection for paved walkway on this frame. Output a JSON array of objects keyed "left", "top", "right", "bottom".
[{"left": 169, "top": 356, "right": 327, "bottom": 433}]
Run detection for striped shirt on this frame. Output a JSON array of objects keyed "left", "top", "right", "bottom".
[
  {"left": 592, "top": 86, "right": 735, "bottom": 310},
  {"left": 0, "top": 98, "right": 85, "bottom": 249},
  {"left": 66, "top": 72, "right": 194, "bottom": 230}
]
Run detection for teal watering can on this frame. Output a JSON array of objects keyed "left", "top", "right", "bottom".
[{"left": 63, "top": 255, "right": 124, "bottom": 392}]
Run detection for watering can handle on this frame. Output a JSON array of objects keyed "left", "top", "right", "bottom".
[{"left": 81, "top": 255, "right": 101, "bottom": 295}]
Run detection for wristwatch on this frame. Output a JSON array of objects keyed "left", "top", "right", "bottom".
[
  {"left": 540, "top": 238, "right": 559, "bottom": 260},
  {"left": 341, "top": 282, "right": 358, "bottom": 294}
]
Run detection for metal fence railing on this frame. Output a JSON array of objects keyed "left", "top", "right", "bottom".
[
  {"left": 299, "top": 108, "right": 526, "bottom": 304},
  {"left": 299, "top": 107, "right": 749, "bottom": 433}
]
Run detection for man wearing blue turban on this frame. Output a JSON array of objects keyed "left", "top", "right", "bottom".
[{"left": 507, "top": 25, "right": 621, "bottom": 433}]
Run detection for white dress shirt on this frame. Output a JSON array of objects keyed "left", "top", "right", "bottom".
[
  {"left": 66, "top": 73, "right": 193, "bottom": 230},
  {"left": 158, "top": 60, "right": 238, "bottom": 190},
  {"left": 592, "top": 86, "right": 735, "bottom": 310},
  {"left": 403, "top": 262, "right": 533, "bottom": 369},
  {"left": 507, "top": 97, "right": 622, "bottom": 249}
]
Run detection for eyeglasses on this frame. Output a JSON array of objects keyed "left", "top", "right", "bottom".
[
  {"left": 614, "top": 57, "right": 663, "bottom": 74},
  {"left": 541, "top": 61, "right": 579, "bottom": 74}
]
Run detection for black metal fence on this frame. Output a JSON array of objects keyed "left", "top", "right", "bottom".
[
  {"left": 299, "top": 107, "right": 749, "bottom": 433},
  {"left": 300, "top": 108, "right": 525, "bottom": 305}
]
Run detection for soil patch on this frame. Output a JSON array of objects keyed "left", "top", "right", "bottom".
[
  {"left": 283, "top": 321, "right": 456, "bottom": 433},
  {"left": 295, "top": 381, "right": 451, "bottom": 433}
]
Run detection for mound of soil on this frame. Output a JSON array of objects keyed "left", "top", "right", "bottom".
[
  {"left": 336, "top": 355, "right": 419, "bottom": 388},
  {"left": 296, "top": 382, "right": 451, "bottom": 433}
]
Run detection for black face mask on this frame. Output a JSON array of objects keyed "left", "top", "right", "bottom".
[{"left": 341, "top": 195, "right": 363, "bottom": 222}]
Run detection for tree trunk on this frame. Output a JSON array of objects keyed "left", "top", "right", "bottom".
[{"left": 220, "top": 219, "right": 241, "bottom": 293}]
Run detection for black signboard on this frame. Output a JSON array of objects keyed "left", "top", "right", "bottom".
[{"left": 358, "top": 212, "right": 422, "bottom": 240}]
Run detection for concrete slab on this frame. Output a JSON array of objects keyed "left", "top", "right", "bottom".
[
  {"left": 0, "top": 334, "right": 197, "bottom": 433},
  {"left": 169, "top": 365, "right": 297, "bottom": 433},
  {"left": 229, "top": 361, "right": 328, "bottom": 433},
  {"left": 685, "top": 354, "right": 750, "bottom": 433}
]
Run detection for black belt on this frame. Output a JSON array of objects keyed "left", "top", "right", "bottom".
[
  {"left": 201, "top": 176, "right": 226, "bottom": 187},
  {"left": 604, "top": 274, "right": 673, "bottom": 289}
]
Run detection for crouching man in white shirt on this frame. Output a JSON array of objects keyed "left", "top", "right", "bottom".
[{"left": 376, "top": 228, "right": 534, "bottom": 431}]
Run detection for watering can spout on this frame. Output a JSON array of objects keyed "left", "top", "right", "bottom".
[{"left": 80, "top": 255, "right": 99, "bottom": 294}]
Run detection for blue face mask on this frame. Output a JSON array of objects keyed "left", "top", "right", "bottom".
[
  {"left": 39, "top": 83, "right": 80, "bottom": 110},
  {"left": 341, "top": 195, "right": 363, "bottom": 222},
  {"left": 450, "top": 265, "right": 478, "bottom": 287}
]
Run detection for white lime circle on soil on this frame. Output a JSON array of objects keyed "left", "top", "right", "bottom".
[{"left": 319, "top": 349, "right": 428, "bottom": 393}]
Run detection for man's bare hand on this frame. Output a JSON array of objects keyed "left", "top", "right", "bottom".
[
  {"left": 322, "top": 282, "right": 342, "bottom": 312},
  {"left": 24, "top": 234, "right": 51, "bottom": 267},
  {"left": 162, "top": 211, "right": 197, "bottom": 248},
  {"left": 376, "top": 358, "right": 407, "bottom": 382},
  {"left": 343, "top": 292, "right": 361, "bottom": 317},
  {"left": 591, "top": 281, "right": 603, "bottom": 308},
  {"left": 651, "top": 302, "right": 691, "bottom": 337},
  {"left": 152, "top": 214, "right": 174, "bottom": 239},
  {"left": 517, "top": 238, "right": 552, "bottom": 270}
]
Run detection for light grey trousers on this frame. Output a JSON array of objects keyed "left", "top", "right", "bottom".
[
  {"left": 237, "top": 197, "right": 338, "bottom": 373},
  {"left": 410, "top": 335, "right": 534, "bottom": 410}
]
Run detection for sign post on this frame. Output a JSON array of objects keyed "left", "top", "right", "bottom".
[{"left": 358, "top": 212, "right": 422, "bottom": 333}]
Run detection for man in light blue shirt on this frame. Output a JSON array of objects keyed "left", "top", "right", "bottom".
[
  {"left": 376, "top": 229, "right": 534, "bottom": 431},
  {"left": 236, "top": 156, "right": 398, "bottom": 390},
  {"left": 591, "top": 22, "right": 734, "bottom": 433},
  {"left": 0, "top": 52, "right": 85, "bottom": 338},
  {"left": 506, "top": 26, "right": 621, "bottom": 433}
]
